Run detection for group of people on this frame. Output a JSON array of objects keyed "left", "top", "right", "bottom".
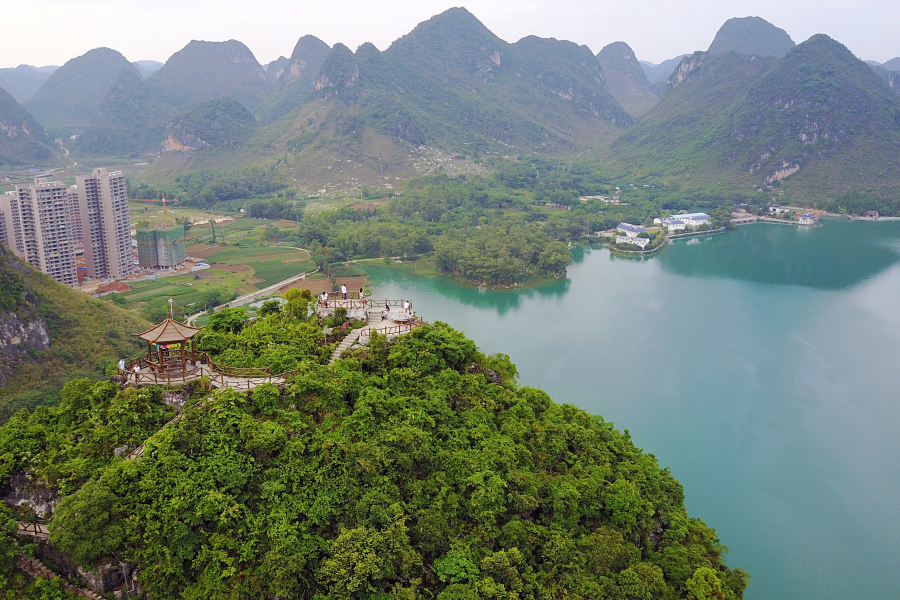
[
  {"left": 319, "top": 286, "right": 368, "bottom": 306},
  {"left": 381, "top": 299, "right": 414, "bottom": 322}
]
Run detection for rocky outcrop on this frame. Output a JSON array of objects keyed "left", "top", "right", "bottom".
[
  {"left": 665, "top": 51, "right": 707, "bottom": 95},
  {"left": 0, "top": 309, "right": 49, "bottom": 387},
  {"left": 313, "top": 44, "right": 359, "bottom": 99},
  {"left": 3, "top": 472, "right": 58, "bottom": 518}
]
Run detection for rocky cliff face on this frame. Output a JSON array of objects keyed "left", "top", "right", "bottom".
[
  {"left": 665, "top": 51, "right": 707, "bottom": 95},
  {"left": 0, "top": 313, "right": 49, "bottom": 387},
  {"left": 0, "top": 247, "right": 50, "bottom": 388},
  {"left": 0, "top": 84, "right": 56, "bottom": 164}
]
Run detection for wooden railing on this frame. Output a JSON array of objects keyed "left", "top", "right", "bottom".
[
  {"left": 318, "top": 298, "right": 371, "bottom": 310},
  {"left": 370, "top": 299, "right": 406, "bottom": 307},
  {"left": 206, "top": 360, "right": 271, "bottom": 378},
  {"left": 358, "top": 319, "right": 423, "bottom": 344},
  {"left": 17, "top": 521, "right": 49, "bottom": 539},
  {"left": 121, "top": 369, "right": 202, "bottom": 387}
]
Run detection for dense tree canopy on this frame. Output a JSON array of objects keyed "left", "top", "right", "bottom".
[{"left": 0, "top": 313, "right": 747, "bottom": 599}]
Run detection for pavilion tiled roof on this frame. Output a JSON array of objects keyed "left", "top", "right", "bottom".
[{"left": 134, "top": 319, "right": 202, "bottom": 344}]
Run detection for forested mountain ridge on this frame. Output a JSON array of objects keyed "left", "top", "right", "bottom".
[
  {"left": 707, "top": 16, "right": 795, "bottom": 57},
  {"left": 256, "top": 35, "right": 332, "bottom": 124},
  {"left": 75, "top": 68, "right": 174, "bottom": 157},
  {"left": 145, "top": 39, "right": 272, "bottom": 112},
  {"left": 597, "top": 41, "right": 659, "bottom": 117},
  {"left": 0, "top": 244, "right": 149, "bottom": 420},
  {"left": 147, "top": 7, "right": 634, "bottom": 190},
  {"left": 23, "top": 48, "right": 139, "bottom": 135},
  {"left": 162, "top": 98, "right": 258, "bottom": 152},
  {"left": 609, "top": 34, "right": 900, "bottom": 202}
]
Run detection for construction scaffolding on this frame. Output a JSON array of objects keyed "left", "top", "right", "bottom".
[{"left": 137, "top": 225, "right": 186, "bottom": 269}]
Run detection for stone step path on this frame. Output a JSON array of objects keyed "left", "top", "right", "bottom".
[
  {"left": 15, "top": 556, "right": 103, "bottom": 600},
  {"left": 329, "top": 312, "right": 381, "bottom": 365}
]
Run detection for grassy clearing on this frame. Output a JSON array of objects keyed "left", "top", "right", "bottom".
[{"left": 128, "top": 201, "right": 232, "bottom": 229}]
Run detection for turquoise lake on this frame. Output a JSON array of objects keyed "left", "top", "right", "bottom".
[{"left": 363, "top": 220, "right": 900, "bottom": 600}]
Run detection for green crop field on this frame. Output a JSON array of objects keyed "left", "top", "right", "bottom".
[{"left": 110, "top": 241, "right": 314, "bottom": 322}]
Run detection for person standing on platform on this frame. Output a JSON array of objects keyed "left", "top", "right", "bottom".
[{"left": 341, "top": 284, "right": 348, "bottom": 300}]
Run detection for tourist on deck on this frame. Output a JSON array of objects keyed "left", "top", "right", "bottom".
[
  {"left": 403, "top": 299, "right": 410, "bottom": 314},
  {"left": 118, "top": 358, "right": 126, "bottom": 372},
  {"left": 359, "top": 287, "right": 365, "bottom": 301},
  {"left": 341, "top": 284, "right": 348, "bottom": 300},
  {"left": 382, "top": 302, "right": 390, "bottom": 322},
  {"left": 323, "top": 291, "right": 329, "bottom": 306}
]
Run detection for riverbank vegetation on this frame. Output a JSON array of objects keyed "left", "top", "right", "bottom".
[{"left": 0, "top": 318, "right": 748, "bottom": 599}]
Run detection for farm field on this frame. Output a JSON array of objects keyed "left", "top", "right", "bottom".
[
  {"left": 129, "top": 201, "right": 235, "bottom": 230},
  {"left": 112, "top": 244, "right": 313, "bottom": 321}
]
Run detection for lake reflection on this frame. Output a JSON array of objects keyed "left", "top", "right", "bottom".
[{"left": 658, "top": 220, "right": 900, "bottom": 289}]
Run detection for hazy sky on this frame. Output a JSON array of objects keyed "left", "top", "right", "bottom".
[{"left": 4, "top": 0, "right": 899, "bottom": 68}]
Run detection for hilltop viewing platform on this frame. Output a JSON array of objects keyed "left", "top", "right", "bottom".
[{"left": 119, "top": 297, "right": 424, "bottom": 389}]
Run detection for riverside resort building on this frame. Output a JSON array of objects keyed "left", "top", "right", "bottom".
[
  {"left": 0, "top": 169, "right": 133, "bottom": 287},
  {"left": 653, "top": 212, "right": 711, "bottom": 230},
  {"left": 615, "top": 223, "right": 650, "bottom": 248}
]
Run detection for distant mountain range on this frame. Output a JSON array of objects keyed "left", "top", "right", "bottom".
[
  {"left": 611, "top": 34, "right": 900, "bottom": 201},
  {"left": 0, "top": 10, "right": 898, "bottom": 203},
  {"left": 0, "top": 65, "right": 57, "bottom": 103}
]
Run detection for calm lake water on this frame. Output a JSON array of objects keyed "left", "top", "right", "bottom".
[{"left": 363, "top": 220, "right": 900, "bottom": 600}]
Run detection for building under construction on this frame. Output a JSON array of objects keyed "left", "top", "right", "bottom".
[{"left": 136, "top": 225, "right": 186, "bottom": 270}]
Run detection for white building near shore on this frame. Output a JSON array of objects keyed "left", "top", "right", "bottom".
[
  {"left": 798, "top": 212, "right": 818, "bottom": 225},
  {"left": 615, "top": 223, "right": 650, "bottom": 248},
  {"left": 654, "top": 212, "right": 711, "bottom": 230}
]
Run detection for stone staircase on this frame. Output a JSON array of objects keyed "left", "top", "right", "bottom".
[
  {"left": 329, "top": 312, "right": 380, "bottom": 365},
  {"left": 15, "top": 556, "right": 103, "bottom": 600}
]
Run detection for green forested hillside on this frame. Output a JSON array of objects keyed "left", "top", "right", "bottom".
[
  {"left": 0, "top": 84, "right": 57, "bottom": 165},
  {"left": 610, "top": 34, "right": 900, "bottom": 203},
  {"left": 723, "top": 35, "right": 900, "bottom": 197},
  {"left": 23, "top": 48, "right": 138, "bottom": 134},
  {"left": 0, "top": 245, "right": 149, "bottom": 419},
  {"left": 609, "top": 52, "right": 778, "bottom": 178},
  {"left": 147, "top": 8, "right": 633, "bottom": 188},
  {"left": 707, "top": 16, "right": 795, "bottom": 57},
  {"left": 163, "top": 98, "right": 258, "bottom": 151},
  {"left": 0, "top": 311, "right": 748, "bottom": 599},
  {"left": 145, "top": 40, "right": 272, "bottom": 112},
  {"left": 75, "top": 69, "right": 174, "bottom": 156}
]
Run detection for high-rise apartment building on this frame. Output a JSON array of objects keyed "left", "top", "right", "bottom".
[
  {"left": 76, "top": 168, "right": 133, "bottom": 280},
  {"left": 65, "top": 185, "right": 83, "bottom": 246},
  {"left": 1, "top": 179, "right": 78, "bottom": 286},
  {"left": 0, "top": 191, "right": 20, "bottom": 256}
]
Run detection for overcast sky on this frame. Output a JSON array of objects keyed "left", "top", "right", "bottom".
[{"left": 3, "top": 0, "right": 899, "bottom": 68}]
